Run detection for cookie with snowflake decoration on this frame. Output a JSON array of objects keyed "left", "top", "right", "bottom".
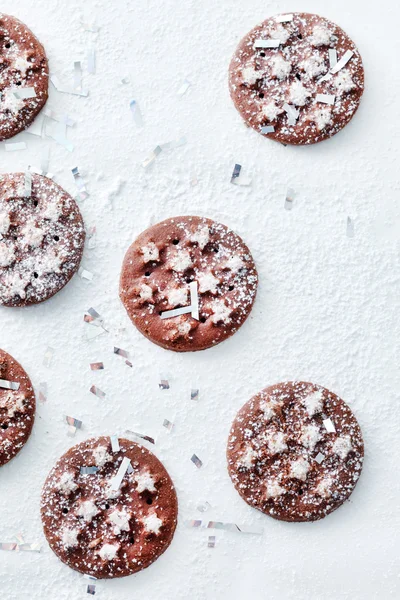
[
  {"left": 119, "top": 216, "right": 258, "bottom": 351},
  {"left": 0, "top": 13, "right": 49, "bottom": 140},
  {"left": 0, "top": 173, "right": 85, "bottom": 306},
  {"left": 0, "top": 348, "right": 35, "bottom": 466},
  {"left": 229, "top": 12, "right": 364, "bottom": 145},
  {"left": 41, "top": 437, "right": 178, "bottom": 579},
  {"left": 227, "top": 381, "right": 364, "bottom": 522}
]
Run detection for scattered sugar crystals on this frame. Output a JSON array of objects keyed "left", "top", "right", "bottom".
[
  {"left": 142, "top": 137, "right": 187, "bottom": 169},
  {"left": 191, "top": 454, "right": 203, "bottom": 469},
  {"left": 64, "top": 415, "right": 82, "bottom": 437},
  {"left": 90, "top": 385, "right": 106, "bottom": 399},
  {"left": 323, "top": 418, "right": 336, "bottom": 433},
  {"left": 51, "top": 72, "right": 88, "bottom": 97}
]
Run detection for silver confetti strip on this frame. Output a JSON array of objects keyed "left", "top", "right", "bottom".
[
  {"left": 0, "top": 379, "right": 20, "bottom": 391},
  {"left": 90, "top": 385, "right": 106, "bottom": 399},
  {"left": 230, "top": 163, "right": 241, "bottom": 183},
  {"left": 65, "top": 415, "right": 82, "bottom": 429},
  {"left": 284, "top": 187, "right": 295, "bottom": 210},
  {"left": 323, "top": 418, "right": 336, "bottom": 433},
  {"left": 90, "top": 362, "right": 104, "bottom": 371},
  {"left": 329, "top": 49, "right": 338, "bottom": 69},
  {"left": 315, "top": 452, "right": 325, "bottom": 464},
  {"left": 87, "top": 47, "right": 96, "bottom": 74},
  {"left": 130, "top": 100, "right": 143, "bottom": 127},
  {"left": 74, "top": 61, "right": 82, "bottom": 90},
  {"left": 40, "top": 146, "right": 50, "bottom": 176},
  {"left": 72, "top": 166, "right": 89, "bottom": 201},
  {"left": 208, "top": 535, "right": 216, "bottom": 548},
  {"left": 110, "top": 457, "right": 131, "bottom": 491},
  {"left": 12, "top": 87, "right": 36, "bottom": 99},
  {"left": 0, "top": 543, "right": 17, "bottom": 551},
  {"left": 114, "top": 347, "right": 129, "bottom": 359},
  {"left": 142, "top": 145, "right": 162, "bottom": 168},
  {"left": 191, "top": 389, "right": 199, "bottom": 401},
  {"left": 125, "top": 360, "right": 133, "bottom": 368},
  {"left": 88, "top": 225, "right": 97, "bottom": 249},
  {"left": 0, "top": 540, "right": 41, "bottom": 552},
  {"left": 125, "top": 430, "right": 155, "bottom": 445},
  {"left": 186, "top": 520, "right": 262, "bottom": 535},
  {"left": 330, "top": 49, "right": 354, "bottom": 74},
  {"left": 230, "top": 163, "right": 251, "bottom": 186},
  {"left": 38, "top": 382, "right": 47, "bottom": 404},
  {"left": 283, "top": 103, "right": 299, "bottom": 126},
  {"left": 316, "top": 93, "right": 335, "bottom": 105},
  {"left": 191, "top": 454, "right": 203, "bottom": 469},
  {"left": 51, "top": 74, "right": 88, "bottom": 97},
  {"left": 254, "top": 39, "right": 280, "bottom": 48},
  {"left": 189, "top": 281, "right": 199, "bottom": 320},
  {"left": 177, "top": 78, "right": 191, "bottom": 96},
  {"left": 87, "top": 584, "right": 96, "bottom": 595},
  {"left": 44, "top": 109, "right": 76, "bottom": 127},
  {"left": 24, "top": 171, "right": 32, "bottom": 197},
  {"left": 43, "top": 346, "right": 54, "bottom": 368},
  {"left": 276, "top": 14, "right": 293, "bottom": 22},
  {"left": 260, "top": 125, "right": 275, "bottom": 134},
  {"left": 347, "top": 216, "right": 355, "bottom": 238},
  {"left": 46, "top": 121, "right": 74, "bottom": 152},
  {"left": 142, "top": 137, "right": 187, "bottom": 168},
  {"left": 84, "top": 307, "right": 107, "bottom": 329},
  {"left": 163, "top": 418, "right": 174, "bottom": 432},
  {"left": 79, "top": 268, "right": 94, "bottom": 281},
  {"left": 110, "top": 435, "right": 120, "bottom": 452},
  {"left": 4, "top": 142, "right": 26, "bottom": 151},
  {"left": 159, "top": 379, "right": 170, "bottom": 390},
  {"left": 80, "top": 466, "right": 99, "bottom": 475},
  {"left": 160, "top": 304, "right": 192, "bottom": 319}
]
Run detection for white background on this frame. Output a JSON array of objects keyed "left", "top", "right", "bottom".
[{"left": 0, "top": 1, "right": 399, "bottom": 599}]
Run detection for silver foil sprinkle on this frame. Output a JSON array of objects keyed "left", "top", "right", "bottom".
[
  {"left": 284, "top": 187, "right": 295, "bottom": 210},
  {"left": 4, "top": 142, "right": 26, "bottom": 152},
  {"left": 130, "top": 100, "right": 143, "bottom": 127},
  {"left": 87, "top": 47, "right": 96, "bottom": 74},
  {"left": 142, "top": 145, "right": 162, "bottom": 168},
  {"left": 90, "top": 362, "right": 104, "bottom": 371},
  {"left": 315, "top": 452, "right": 325, "bottom": 464},
  {"left": 43, "top": 346, "right": 54, "bottom": 367},
  {"left": 88, "top": 225, "right": 97, "bottom": 249},
  {"left": 208, "top": 535, "right": 216, "bottom": 548},
  {"left": 231, "top": 163, "right": 241, "bottom": 183},
  {"left": 329, "top": 49, "right": 338, "bottom": 69},
  {"left": 261, "top": 125, "right": 275, "bottom": 134},
  {"left": 191, "top": 454, "right": 203, "bottom": 469},
  {"left": 64, "top": 415, "right": 82, "bottom": 437},
  {"left": 38, "top": 382, "right": 47, "bottom": 404},
  {"left": 114, "top": 347, "right": 129, "bottom": 359},
  {"left": 163, "top": 418, "right": 174, "bottom": 432},
  {"left": 125, "top": 360, "right": 133, "bottom": 368},
  {"left": 12, "top": 87, "right": 36, "bottom": 99},
  {"left": 90, "top": 385, "right": 106, "bottom": 399},
  {"left": 160, "top": 281, "right": 199, "bottom": 320},
  {"left": 110, "top": 457, "right": 131, "bottom": 491},
  {"left": 191, "top": 389, "right": 199, "bottom": 401},
  {"left": 44, "top": 109, "right": 76, "bottom": 127},
  {"left": 276, "top": 14, "right": 293, "bottom": 22},
  {"left": 79, "top": 268, "right": 94, "bottom": 281},
  {"left": 347, "top": 216, "right": 355, "bottom": 238},
  {"left": 323, "top": 418, "right": 336, "bottom": 433},
  {"left": 330, "top": 50, "right": 354, "bottom": 74},
  {"left": 110, "top": 435, "right": 120, "bottom": 452},
  {"left": 316, "top": 94, "right": 335, "bottom": 105},
  {"left": 185, "top": 520, "right": 262, "bottom": 535},
  {"left": 72, "top": 166, "right": 89, "bottom": 201},
  {"left": 159, "top": 379, "right": 170, "bottom": 390},
  {"left": 283, "top": 103, "right": 299, "bottom": 126},
  {"left": 87, "top": 584, "right": 96, "bottom": 595},
  {"left": 80, "top": 466, "right": 99, "bottom": 475},
  {"left": 51, "top": 74, "right": 88, "bottom": 97},
  {"left": 254, "top": 39, "right": 280, "bottom": 48},
  {"left": 178, "top": 79, "right": 191, "bottom": 96},
  {"left": 40, "top": 146, "right": 50, "bottom": 176},
  {"left": 0, "top": 379, "right": 20, "bottom": 391},
  {"left": 24, "top": 171, "right": 32, "bottom": 197},
  {"left": 125, "top": 430, "right": 155, "bottom": 445}
]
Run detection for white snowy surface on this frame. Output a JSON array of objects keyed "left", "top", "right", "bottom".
[{"left": 0, "top": 1, "right": 399, "bottom": 599}]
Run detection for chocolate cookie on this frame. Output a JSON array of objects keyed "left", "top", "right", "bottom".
[
  {"left": 229, "top": 13, "right": 364, "bottom": 145},
  {"left": 41, "top": 437, "right": 178, "bottom": 579},
  {"left": 0, "top": 173, "right": 85, "bottom": 306},
  {"left": 227, "top": 382, "right": 364, "bottom": 522},
  {"left": 120, "top": 216, "right": 258, "bottom": 352},
  {"left": 0, "top": 13, "right": 49, "bottom": 140},
  {"left": 0, "top": 348, "right": 35, "bottom": 466}
]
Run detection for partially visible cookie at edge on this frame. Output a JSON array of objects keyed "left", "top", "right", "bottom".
[
  {"left": 0, "top": 13, "right": 49, "bottom": 140},
  {"left": 229, "top": 12, "right": 364, "bottom": 145},
  {"left": 41, "top": 437, "right": 178, "bottom": 579},
  {"left": 0, "top": 173, "right": 85, "bottom": 306},
  {"left": 119, "top": 216, "right": 258, "bottom": 352},
  {"left": 0, "top": 348, "right": 35, "bottom": 466},
  {"left": 227, "top": 381, "right": 364, "bottom": 522}
]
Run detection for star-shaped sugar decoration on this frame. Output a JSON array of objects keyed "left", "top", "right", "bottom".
[
  {"left": 289, "top": 457, "right": 310, "bottom": 481},
  {"left": 76, "top": 499, "right": 99, "bottom": 523},
  {"left": 4, "top": 272, "right": 28, "bottom": 299},
  {"left": 334, "top": 70, "right": 356, "bottom": 94},
  {"left": 20, "top": 220, "right": 45, "bottom": 248},
  {"left": 300, "top": 424, "right": 321, "bottom": 451},
  {"left": 308, "top": 25, "right": 332, "bottom": 47},
  {"left": 190, "top": 225, "right": 210, "bottom": 249},
  {"left": 169, "top": 249, "right": 193, "bottom": 272},
  {"left": 98, "top": 543, "right": 119, "bottom": 561},
  {"left": 139, "top": 283, "right": 153, "bottom": 301},
  {"left": 56, "top": 471, "right": 78, "bottom": 495},
  {"left": 0, "top": 211, "right": 11, "bottom": 235},
  {"left": 241, "top": 65, "right": 259, "bottom": 85},
  {"left": 299, "top": 55, "right": 326, "bottom": 79},
  {"left": 1, "top": 88, "right": 24, "bottom": 114},
  {"left": 225, "top": 255, "right": 244, "bottom": 273},
  {"left": 0, "top": 242, "right": 15, "bottom": 267},
  {"left": 265, "top": 479, "right": 286, "bottom": 499},
  {"left": 108, "top": 508, "right": 131, "bottom": 535},
  {"left": 261, "top": 101, "right": 282, "bottom": 121},
  {"left": 6, "top": 392, "right": 25, "bottom": 418},
  {"left": 141, "top": 242, "right": 159, "bottom": 263},
  {"left": 60, "top": 527, "right": 79, "bottom": 549},
  {"left": 92, "top": 445, "right": 112, "bottom": 468},
  {"left": 315, "top": 475, "right": 334, "bottom": 499},
  {"left": 238, "top": 445, "right": 257, "bottom": 469},
  {"left": 307, "top": 106, "right": 333, "bottom": 131},
  {"left": 142, "top": 512, "right": 163, "bottom": 535},
  {"left": 288, "top": 80, "right": 311, "bottom": 106},
  {"left": 197, "top": 271, "right": 219, "bottom": 294},
  {"left": 270, "top": 54, "right": 291, "bottom": 80},
  {"left": 269, "top": 24, "right": 291, "bottom": 44},
  {"left": 167, "top": 286, "right": 188, "bottom": 307},
  {"left": 161, "top": 281, "right": 199, "bottom": 320},
  {"left": 41, "top": 201, "right": 61, "bottom": 222},
  {"left": 134, "top": 470, "right": 156, "bottom": 493},
  {"left": 13, "top": 54, "right": 31, "bottom": 77},
  {"left": 210, "top": 300, "right": 232, "bottom": 324},
  {"left": 266, "top": 431, "right": 287, "bottom": 455},
  {"left": 260, "top": 398, "right": 280, "bottom": 421},
  {"left": 332, "top": 435, "right": 352, "bottom": 459},
  {"left": 303, "top": 390, "right": 324, "bottom": 417}
]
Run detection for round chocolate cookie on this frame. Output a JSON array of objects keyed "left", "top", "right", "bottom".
[
  {"left": 0, "top": 173, "right": 85, "bottom": 306},
  {"left": 0, "top": 13, "right": 49, "bottom": 140},
  {"left": 227, "top": 382, "right": 364, "bottom": 522},
  {"left": 41, "top": 437, "right": 178, "bottom": 579},
  {"left": 120, "top": 216, "right": 258, "bottom": 352},
  {"left": 229, "top": 13, "right": 364, "bottom": 145},
  {"left": 0, "top": 348, "right": 35, "bottom": 466}
]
